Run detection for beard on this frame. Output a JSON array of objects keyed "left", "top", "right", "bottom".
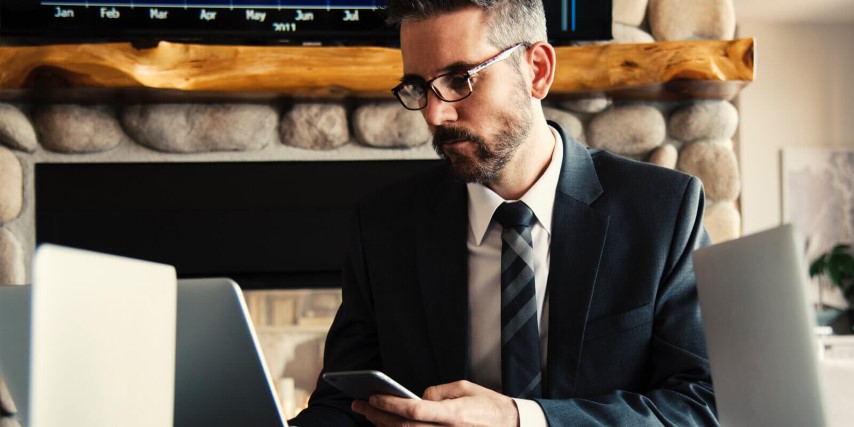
[{"left": 431, "top": 83, "right": 533, "bottom": 183}]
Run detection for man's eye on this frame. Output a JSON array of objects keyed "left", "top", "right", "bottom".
[{"left": 446, "top": 74, "right": 470, "bottom": 91}]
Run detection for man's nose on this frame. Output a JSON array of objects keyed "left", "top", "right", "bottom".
[{"left": 421, "top": 90, "right": 458, "bottom": 127}]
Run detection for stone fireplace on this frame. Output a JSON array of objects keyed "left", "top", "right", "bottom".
[{"left": 0, "top": 5, "right": 751, "bottom": 291}]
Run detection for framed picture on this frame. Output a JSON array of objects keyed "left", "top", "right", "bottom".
[{"left": 781, "top": 146, "right": 854, "bottom": 308}]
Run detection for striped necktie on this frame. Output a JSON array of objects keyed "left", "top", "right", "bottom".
[{"left": 493, "top": 201, "right": 542, "bottom": 399}]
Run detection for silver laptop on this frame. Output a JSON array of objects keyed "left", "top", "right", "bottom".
[
  {"left": 693, "top": 224, "right": 834, "bottom": 427},
  {"left": 175, "top": 278, "right": 287, "bottom": 427},
  {"left": 29, "top": 244, "right": 177, "bottom": 427}
]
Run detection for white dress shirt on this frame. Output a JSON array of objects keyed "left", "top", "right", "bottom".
[{"left": 467, "top": 128, "right": 563, "bottom": 427}]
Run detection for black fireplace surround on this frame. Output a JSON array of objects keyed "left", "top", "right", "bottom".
[{"left": 35, "top": 160, "right": 440, "bottom": 289}]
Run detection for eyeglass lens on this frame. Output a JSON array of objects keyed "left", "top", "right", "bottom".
[
  {"left": 397, "top": 84, "right": 427, "bottom": 109},
  {"left": 397, "top": 73, "right": 472, "bottom": 110},
  {"left": 434, "top": 74, "right": 472, "bottom": 102}
]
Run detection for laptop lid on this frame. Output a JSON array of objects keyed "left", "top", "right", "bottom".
[
  {"left": 29, "top": 244, "right": 177, "bottom": 427},
  {"left": 693, "top": 224, "right": 829, "bottom": 427},
  {"left": 0, "top": 284, "right": 31, "bottom": 425},
  {"left": 175, "top": 278, "right": 287, "bottom": 427}
]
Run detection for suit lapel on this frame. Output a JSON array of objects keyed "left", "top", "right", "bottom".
[
  {"left": 544, "top": 124, "right": 610, "bottom": 397},
  {"left": 415, "top": 171, "right": 470, "bottom": 384}
]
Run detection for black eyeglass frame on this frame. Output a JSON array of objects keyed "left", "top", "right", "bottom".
[{"left": 391, "top": 42, "right": 528, "bottom": 111}]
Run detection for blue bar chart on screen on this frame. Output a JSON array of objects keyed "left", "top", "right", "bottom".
[{"left": 0, "top": 0, "right": 611, "bottom": 45}]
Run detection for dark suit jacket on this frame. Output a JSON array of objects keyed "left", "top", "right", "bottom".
[{"left": 291, "top": 123, "right": 717, "bottom": 426}]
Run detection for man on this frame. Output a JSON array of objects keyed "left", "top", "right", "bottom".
[{"left": 291, "top": 0, "right": 717, "bottom": 425}]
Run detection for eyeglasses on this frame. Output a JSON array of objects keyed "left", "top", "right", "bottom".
[{"left": 392, "top": 43, "right": 526, "bottom": 111}]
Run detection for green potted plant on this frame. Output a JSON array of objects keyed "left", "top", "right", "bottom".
[{"left": 809, "top": 243, "right": 854, "bottom": 334}]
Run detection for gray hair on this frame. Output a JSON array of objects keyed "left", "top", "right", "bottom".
[{"left": 385, "top": 0, "right": 547, "bottom": 50}]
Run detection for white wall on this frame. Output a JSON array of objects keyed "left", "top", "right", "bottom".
[{"left": 737, "top": 20, "right": 854, "bottom": 235}]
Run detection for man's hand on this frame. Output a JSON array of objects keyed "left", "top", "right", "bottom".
[{"left": 350, "top": 380, "right": 519, "bottom": 427}]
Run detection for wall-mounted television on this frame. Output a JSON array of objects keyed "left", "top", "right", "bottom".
[{"left": 0, "top": 0, "right": 611, "bottom": 46}]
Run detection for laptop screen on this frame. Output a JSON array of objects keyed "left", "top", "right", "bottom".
[{"left": 694, "top": 225, "right": 829, "bottom": 427}]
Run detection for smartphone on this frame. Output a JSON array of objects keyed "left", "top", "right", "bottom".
[{"left": 322, "top": 370, "right": 421, "bottom": 401}]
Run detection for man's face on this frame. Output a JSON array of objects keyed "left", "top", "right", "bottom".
[{"left": 400, "top": 7, "right": 533, "bottom": 184}]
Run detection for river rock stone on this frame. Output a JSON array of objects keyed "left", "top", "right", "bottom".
[
  {"left": 614, "top": 0, "right": 649, "bottom": 26},
  {"left": 649, "top": 0, "right": 736, "bottom": 41},
  {"left": 543, "top": 107, "right": 584, "bottom": 142},
  {"left": 587, "top": 105, "right": 665, "bottom": 156},
  {"left": 704, "top": 201, "right": 741, "bottom": 243},
  {"left": 0, "top": 104, "right": 37, "bottom": 153},
  {"left": 280, "top": 103, "right": 349, "bottom": 150},
  {"left": 669, "top": 101, "right": 739, "bottom": 142},
  {"left": 0, "top": 228, "right": 24, "bottom": 285},
  {"left": 122, "top": 104, "right": 276, "bottom": 153},
  {"left": 612, "top": 23, "right": 655, "bottom": 44},
  {"left": 352, "top": 102, "right": 430, "bottom": 148},
  {"left": 559, "top": 96, "right": 611, "bottom": 114},
  {"left": 715, "top": 138, "right": 734, "bottom": 151},
  {"left": 678, "top": 141, "right": 740, "bottom": 201},
  {"left": 648, "top": 143, "right": 678, "bottom": 169},
  {"left": 34, "top": 105, "right": 124, "bottom": 153},
  {"left": 0, "top": 147, "right": 22, "bottom": 223}
]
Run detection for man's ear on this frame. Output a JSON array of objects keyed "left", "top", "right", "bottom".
[{"left": 526, "top": 41, "right": 556, "bottom": 100}]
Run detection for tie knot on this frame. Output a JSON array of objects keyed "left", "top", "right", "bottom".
[{"left": 494, "top": 202, "right": 535, "bottom": 228}]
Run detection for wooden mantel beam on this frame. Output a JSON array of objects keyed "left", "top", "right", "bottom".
[
  {"left": 0, "top": 38, "right": 754, "bottom": 100},
  {"left": 552, "top": 38, "right": 754, "bottom": 100}
]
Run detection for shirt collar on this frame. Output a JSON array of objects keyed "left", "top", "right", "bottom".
[{"left": 467, "top": 126, "right": 564, "bottom": 245}]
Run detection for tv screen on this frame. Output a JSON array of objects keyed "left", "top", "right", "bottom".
[{"left": 0, "top": 0, "right": 611, "bottom": 46}]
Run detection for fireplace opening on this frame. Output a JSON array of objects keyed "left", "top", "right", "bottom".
[{"left": 35, "top": 160, "right": 441, "bottom": 290}]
